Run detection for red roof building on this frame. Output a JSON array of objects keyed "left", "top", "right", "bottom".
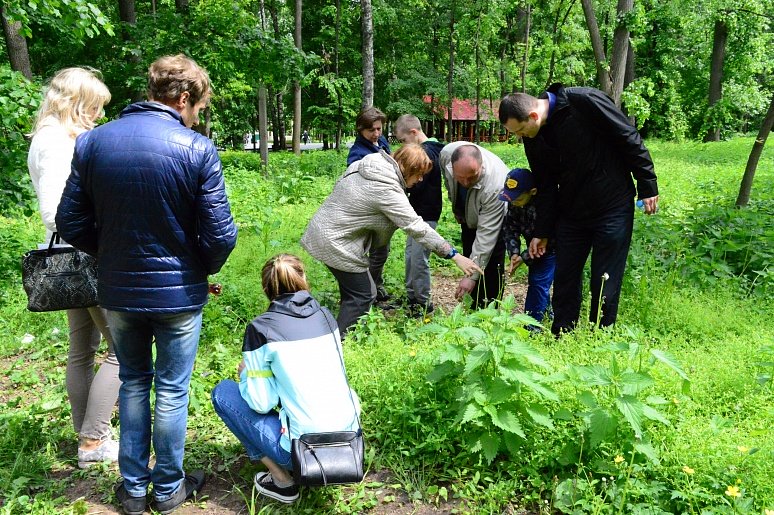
[{"left": 420, "top": 95, "right": 507, "bottom": 142}]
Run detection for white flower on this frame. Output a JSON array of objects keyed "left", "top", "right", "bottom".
[
  {"left": 51, "top": 327, "right": 60, "bottom": 335},
  {"left": 602, "top": 272, "right": 610, "bottom": 281},
  {"left": 21, "top": 333, "right": 35, "bottom": 344}
]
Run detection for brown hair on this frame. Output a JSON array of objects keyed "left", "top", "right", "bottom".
[
  {"left": 261, "top": 254, "right": 309, "bottom": 300},
  {"left": 147, "top": 54, "right": 211, "bottom": 106},
  {"left": 393, "top": 143, "right": 432, "bottom": 180},
  {"left": 355, "top": 106, "right": 387, "bottom": 133},
  {"left": 394, "top": 114, "right": 422, "bottom": 136}
]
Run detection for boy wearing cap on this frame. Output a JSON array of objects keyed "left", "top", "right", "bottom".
[{"left": 500, "top": 168, "right": 555, "bottom": 326}]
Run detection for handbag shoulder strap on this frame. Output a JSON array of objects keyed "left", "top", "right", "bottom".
[{"left": 321, "top": 310, "right": 362, "bottom": 432}]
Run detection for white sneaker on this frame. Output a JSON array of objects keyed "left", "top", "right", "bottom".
[{"left": 78, "top": 438, "right": 119, "bottom": 469}]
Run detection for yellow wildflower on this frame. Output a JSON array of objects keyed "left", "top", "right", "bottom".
[
  {"left": 424, "top": 317, "right": 431, "bottom": 324},
  {"left": 763, "top": 509, "right": 773, "bottom": 515},
  {"left": 409, "top": 349, "right": 417, "bottom": 357},
  {"left": 672, "top": 397, "right": 680, "bottom": 405},
  {"left": 725, "top": 485, "right": 741, "bottom": 498},
  {"left": 737, "top": 446, "right": 749, "bottom": 453},
  {"left": 682, "top": 466, "right": 694, "bottom": 475},
  {"left": 614, "top": 455, "right": 625, "bottom": 464}
]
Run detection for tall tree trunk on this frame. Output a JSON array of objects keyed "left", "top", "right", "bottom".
[
  {"left": 360, "top": 0, "right": 374, "bottom": 109},
  {"left": 704, "top": 19, "right": 727, "bottom": 142},
  {"left": 580, "top": 0, "right": 611, "bottom": 94},
  {"left": 624, "top": 38, "right": 636, "bottom": 124},
  {"left": 293, "top": 0, "right": 302, "bottom": 155},
  {"left": 609, "top": 0, "right": 632, "bottom": 106},
  {"left": 268, "top": 1, "right": 286, "bottom": 150},
  {"left": 474, "top": 9, "right": 482, "bottom": 145},
  {"left": 736, "top": 92, "right": 774, "bottom": 207},
  {"left": 447, "top": 0, "right": 456, "bottom": 141},
  {"left": 175, "top": 0, "right": 188, "bottom": 13},
  {"left": 518, "top": 3, "right": 531, "bottom": 93},
  {"left": 118, "top": 0, "right": 137, "bottom": 26},
  {"left": 1, "top": 5, "right": 32, "bottom": 79},
  {"left": 335, "top": 0, "right": 342, "bottom": 150},
  {"left": 258, "top": 86, "right": 269, "bottom": 167}
]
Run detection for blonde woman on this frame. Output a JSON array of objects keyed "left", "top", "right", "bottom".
[
  {"left": 301, "top": 144, "right": 482, "bottom": 337},
  {"left": 27, "top": 67, "right": 119, "bottom": 468},
  {"left": 211, "top": 254, "right": 361, "bottom": 504}
]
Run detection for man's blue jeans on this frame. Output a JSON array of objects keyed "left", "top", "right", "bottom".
[
  {"left": 211, "top": 380, "right": 292, "bottom": 469},
  {"left": 106, "top": 309, "right": 202, "bottom": 501},
  {"left": 525, "top": 252, "right": 556, "bottom": 322}
]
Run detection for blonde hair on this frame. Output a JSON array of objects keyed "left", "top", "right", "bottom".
[
  {"left": 262, "top": 254, "right": 310, "bottom": 300},
  {"left": 393, "top": 143, "right": 432, "bottom": 180},
  {"left": 147, "top": 54, "right": 211, "bottom": 106},
  {"left": 31, "top": 67, "right": 111, "bottom": 137}
]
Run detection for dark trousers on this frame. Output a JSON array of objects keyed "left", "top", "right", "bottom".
[
  {"left": 551, "top": 207, "right": 634, "bottom": 335},
  {"left": 327, "top": 266, "right": 376, "bottom": 339},
  {"left": 368, "top": 245, "right": 390, "bottom": 293},
  {"left": 461, "top": 225, "right": 506, "bottom": 309}
]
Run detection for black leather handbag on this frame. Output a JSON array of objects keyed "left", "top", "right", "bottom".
[
  {"left": 290, "top": 315, "right": 364, "bottom": 487},
  {"left": 21, "top": 233, "right": 98, "bottom": 312}
]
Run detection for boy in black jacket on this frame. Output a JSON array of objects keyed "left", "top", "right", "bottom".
[{"left": 394, "top": 114, "right": 444, "bottom": 316}]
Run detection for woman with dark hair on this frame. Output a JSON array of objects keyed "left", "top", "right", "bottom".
[
  {"left": 211, "top": 254, "right": 359, "bottom": 504},
  {"left": 347, "top": 106, "right": 391, "bottom": 165},
  {"left": 302, "top": 144, "right": 481, "bottom": 337}
]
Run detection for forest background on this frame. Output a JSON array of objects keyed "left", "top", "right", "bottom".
[{"left": 0, "top": 0, "right": 773, "bottom": 513}]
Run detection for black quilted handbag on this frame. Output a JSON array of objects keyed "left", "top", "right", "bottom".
[
  {"left": 290, "top": 315, "right": 364, "bottom": 487},
  {"left": 22, "top": 233, "right": 98, "bottom": 312}
]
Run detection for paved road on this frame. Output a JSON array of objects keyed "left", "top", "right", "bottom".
[{"left": 242, "top": 142, "right": 352, "bottom": 151}]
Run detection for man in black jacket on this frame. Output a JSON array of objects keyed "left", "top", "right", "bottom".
[
  {"left": 394, "top": 114, "right": 444, "bottom": 315},
  {"left": 498, "top": 84, "right": 659, "bottom": 335}
]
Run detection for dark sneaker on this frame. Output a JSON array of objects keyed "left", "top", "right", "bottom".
[
  {"left": 407, "top": 302, "right": 434, "bottom": 318},
  {"left": 153, "top": 470, "right": 206, "bottom": 514},
  {"left": 114, "top": 480, "right": 146, "bottom": 515},
  {"left": 375, "top": 286, "right": 392, "bottom": 302},
  {"left": 254, "top": 471, "right": 299, "bottom": 504}
]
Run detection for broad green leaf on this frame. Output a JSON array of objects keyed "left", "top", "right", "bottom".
[
  {"left": 479, "top": 432, "right": 500, "bottom": 463},
  {"left": 526, "top": 403, "right": 555, "bottom": 429},
  {"left": 485, "top": 406, "right": 526, "bottom": 438},
  {"left": 573, "top": 365, "right": 613, "bottom": 386},
  {"left": 502, "top": 431, "right": 522, "bottom": 455},
  {"left": 437, "top": 344, "right": 464, "bottom": 364},
  {"left": 620, "top": 371, "right": 655, "bottom": 394},
  {"left": 481, "top": 376, "right": 515, "bottom": 404},
  {"left": 577, "top": 390, "right": 598, "bottom": 409},
  {"left": 642, "top": 404, "right": 671, "bottom": 426},
  {"left": 633, "top": 441, "right": 660, "bottom": 465},
  {"left": 505, "top": 340, "right": 551, "bottom": 369},
  {"left": 588, "top": 407, "right": 617, "bottom": 448},
  {"left": 456, "top": 326, "right": 487, "bottom": 341},
  {"left": 457, "top": 403, "right": 484, "bottom": 425},
  {"left": 615, "top": 395, "right": 645, "bottom": 437},
  {"left": 498, "top": 365, "right": 559, "bottom": 402},
  {"left": 649, "top": 349, "right": 690, "bottom": 381},
  {"left": 464, "top": 344, "right": 492, "bottom": 375},
  {"left": 427, "top": 361, "right": 458, "bottom": 383}
]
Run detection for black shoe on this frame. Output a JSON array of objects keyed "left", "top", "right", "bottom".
[
  {"left": 407, "top": 302, "right": 434, "bottom": 318},
  {"left": 153, "top": 470, "right": 206, "bottom": 514},
  {"left": 115, "top": 480, "right": 147, "bottom": 515},
  {"left": 375, "top": 287, "right": 392, "bottom": 302},
  {"left": 254, "top": 471, "right": 300, "bottom": 504}
]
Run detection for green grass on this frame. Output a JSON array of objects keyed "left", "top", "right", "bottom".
[{"left": 0, "top": 138, "right": 772, "bottom": 514}]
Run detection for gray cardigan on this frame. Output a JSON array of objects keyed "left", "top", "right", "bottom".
[{"left": 301, "top": 151, "right": 452, "bottom": 273}]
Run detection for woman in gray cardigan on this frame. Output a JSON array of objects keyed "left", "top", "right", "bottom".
[{"left": 301, "top": 144, "right": 480, "bottom": 336}]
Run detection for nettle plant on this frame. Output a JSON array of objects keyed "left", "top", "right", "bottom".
[
  {"left": 421, "top": 296, "right": 559, "bottom": 463},
  {"left": 562, "top": 328, "right": 690, "bottom": 467}
]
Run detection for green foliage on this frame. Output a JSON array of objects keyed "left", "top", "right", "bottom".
[
  {"left": 0, "top": 66, "right": 39, "bottom": 214},
  {"left": 423, "top": 297, "right": 558, "bottom": 464}
]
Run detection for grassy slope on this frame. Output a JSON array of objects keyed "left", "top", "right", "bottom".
[{"left": 0, "top": 138, "right": 772, "bottom": 513}]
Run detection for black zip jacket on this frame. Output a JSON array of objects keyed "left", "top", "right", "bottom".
[
  {"left": 407, "top": 139, "right": 444, "bottom": 221},
  {"left": 525, "top": 83, "right": 658, "bottom": 237}
]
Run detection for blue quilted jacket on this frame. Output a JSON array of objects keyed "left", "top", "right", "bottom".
[{"left": 56, "top": 102, "right": 238, "bottom": 312}]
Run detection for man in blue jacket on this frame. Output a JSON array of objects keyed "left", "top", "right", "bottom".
[
  {"left": 57, "top": 54, "right": 238, "bottom": 515},
  {"left": 498, "top": 84, "right": 658, "bottom": 336}
]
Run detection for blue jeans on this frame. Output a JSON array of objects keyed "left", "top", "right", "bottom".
[
  {"left": 211, "top": 380, "right": 292, "bottom": 469},
  {"left": 106, "top": 309, "right": 202, "bottom": 501},
  {"left": 525, "top": 252, "right": 556, "bottom": 322}
]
